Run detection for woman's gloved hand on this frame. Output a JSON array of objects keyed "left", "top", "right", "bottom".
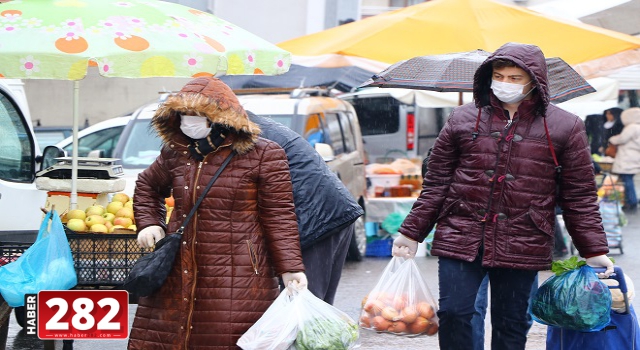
[
  {"left": 392, "top": 234, "right": 418, "bottom": 258},
  {"left": 282, "top": 272, "right": 308, "bottom": 292},
  {"left": 586, "top": 254, "right": 615, "bottom": 278},
  {"left": 137, "top": 225, "right": 166, "bottom": 248}
]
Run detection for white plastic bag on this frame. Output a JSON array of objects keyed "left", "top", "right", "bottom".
[
  {"left": 291, "top": 289, "right": 360, "bottom": 350},
  {"left": 360, "top": 257, "right": 439, "bottom": 336},
  {"left": 237, "top": 289, "right": 298, "bottom": 350}
]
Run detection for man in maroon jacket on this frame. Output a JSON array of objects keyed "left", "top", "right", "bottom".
[{"left": 392, "top": 42, "right": 614, "bottom": 350}]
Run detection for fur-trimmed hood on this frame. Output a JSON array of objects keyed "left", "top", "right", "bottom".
[{"left": 152, "top": 77, "right": 261, "bottom": 155}]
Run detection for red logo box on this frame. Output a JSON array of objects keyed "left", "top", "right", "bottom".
[{"left": 37, "top": 290, "right": 129, "bottom": 340}]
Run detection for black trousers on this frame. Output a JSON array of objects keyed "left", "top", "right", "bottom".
[{"left": 301, "top": 223, "right": 355, "bottom": 305}]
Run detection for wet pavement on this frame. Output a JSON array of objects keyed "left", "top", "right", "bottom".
[{"left": 4, "top": 208, "right": 640, "bottom": 349}]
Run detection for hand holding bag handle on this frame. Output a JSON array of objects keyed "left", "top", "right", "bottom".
[{"left": 122, "top": 151, "right": 236, "bottom": 297}]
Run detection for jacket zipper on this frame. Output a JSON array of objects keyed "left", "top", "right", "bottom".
[
  {"left": 184, "top": 160, "right": 205, "bottom": 348},
  {"left": 246, "top": 240, "right": 259, "bottom": 275}
]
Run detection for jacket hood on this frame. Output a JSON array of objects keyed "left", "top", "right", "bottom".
[
  {"left": 621, "top": 107, "right": 640, "bottom": 126},
  {"left": 152, "top": 77, "right": 260, "bottom": 155},
  {"left": 473, "top": 42, "right": 550, "bottom": 117}
]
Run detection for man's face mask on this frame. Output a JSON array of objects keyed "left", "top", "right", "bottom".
[
  {"left": 180, "top": 115, "right": 211, "bottom": 139},
  {"left": 491, "top": 80, "right": 534, "bottom": 104}
]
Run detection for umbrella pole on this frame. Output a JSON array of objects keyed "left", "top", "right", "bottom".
[
  {"left": 458, "top": 92, "right": 463, "bottom": 106},
  {"left": 70, "top": 80, "right": 79, "bottom": 210}
]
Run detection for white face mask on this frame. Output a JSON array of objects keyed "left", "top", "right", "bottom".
[
  {"left": 491, "top": 80, "right": 534, "bottom": 104},
  {"left": 180, "top": 115, "right": 211, "bottom": 139}
]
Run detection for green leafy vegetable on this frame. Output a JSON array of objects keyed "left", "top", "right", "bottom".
[
  {"left": 551, "top": 256, "right": 586, "bottom": 276},
  {"left": 295, "top": 318, "right": 359, "bottom": 350}
]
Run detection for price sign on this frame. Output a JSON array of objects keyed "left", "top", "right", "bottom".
[{"left": 33, "top": 290, "right": 129, "bottom": 339}]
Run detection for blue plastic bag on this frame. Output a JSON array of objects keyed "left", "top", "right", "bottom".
[
  {"left": 0, "top": 210, "right": 77, "bottom": 307},
  {"left": 530, "top": 265, "right": 611, "bottom": 332}
]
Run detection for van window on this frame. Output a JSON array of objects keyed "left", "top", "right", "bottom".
[
  {"left": 0, "top": 92, "right": 34, "bottom": 183},
  {"left": 338, "top": 113, "right": 356, "bottom": 153},
  {"left": 63, "top": 126, "right": 124, "bottom": 158},
  {"left": 325, "top": 113, "right": 345, "bottom": 155},
  {"left": 346, "top": 96, "right": 401, "bottom": 136},
  {"left": 304, "top": 113, "right": 325, "bottom": 146}
]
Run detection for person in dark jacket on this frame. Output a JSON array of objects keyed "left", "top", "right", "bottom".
[
  {"left": 584, "top": 113, "right": 604, "bottom": 154},
  {"left": 129, "top": 77, "right": 306, "bottom": 349},
  {"left": 392, "top": 42, "right": 613, "bottom": 350},
  {"left": 603, "top": 107, "right": 624, "bottom": 153},
  {"left": 247, "top": 112, "right": 364, "bottom": 305}
]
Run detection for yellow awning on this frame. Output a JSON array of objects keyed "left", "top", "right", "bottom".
[{"left": 279, "top": 0, "right": 640, "bottom": 68}]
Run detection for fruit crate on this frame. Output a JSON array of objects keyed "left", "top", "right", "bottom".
[
  {"left": 66, "top": 232, "right": 151, "bottom": 287},
  {"left": 365, "top": 238, "right": 394, "bottom": 257},
  {"left": 0, "top": 242, "right": 30, "bottom": 267}
]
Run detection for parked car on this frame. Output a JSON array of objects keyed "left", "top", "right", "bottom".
[{"left": 55, "top": 115, "right": 131, "bottom": 158}]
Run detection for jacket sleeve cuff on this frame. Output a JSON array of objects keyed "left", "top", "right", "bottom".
[{"left": 583, "top": 252, "right": 608, "bottom": 259}]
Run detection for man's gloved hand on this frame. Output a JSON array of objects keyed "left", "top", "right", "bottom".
[
  {"left": 392, "top": 234, "right": 418, "bottom": 258},
  {"left": 282, "top": 272, "right": 308, "bottom": 292},
  {"left": 137, "top": 225, "right": 165, "bottom": 249},
  {"left": 586, "top": 254, "right": 615, "bottom": 278}
]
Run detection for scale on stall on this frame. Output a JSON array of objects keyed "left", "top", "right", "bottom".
[
  {"left": 36, "top": 157, "right": 124, "bottom": 179},
  {"left": 35, "top": 157, "right": 127, "bottom": 213}
]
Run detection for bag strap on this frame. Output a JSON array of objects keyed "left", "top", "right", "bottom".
[{"left": 176, "top": 150, "right": 236, "bottom": 234}]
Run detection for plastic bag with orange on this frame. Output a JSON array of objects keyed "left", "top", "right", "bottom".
[{"left": 360, "top": 257, "right": 439, "bottom": 337}]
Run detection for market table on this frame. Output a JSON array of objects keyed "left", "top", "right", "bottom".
[{"left": 365, "top": 196, "right": 419, "bottom": 223}]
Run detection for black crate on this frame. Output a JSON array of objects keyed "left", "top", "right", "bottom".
[
  {"left": 0, "top": 242, "right": 30, "bottom": 267},
  {"left": 66, "top": 233, "right": 151, "bottom": 287}
]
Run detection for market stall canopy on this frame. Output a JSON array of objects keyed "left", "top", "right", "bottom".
[
  {"left": 278, "top": 0, "right": 640, "bottom": 74},
  {"left": 220, "top": 64, "right": 374, "bottom": 92}
]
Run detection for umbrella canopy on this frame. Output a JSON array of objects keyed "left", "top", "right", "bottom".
[
  {"left": 278, "top": 0, "right": 640, "bottom": 73},
  {"left": 361, "top": 50, "right": 595, "bottom": 103},
  {"left": 220, "top": 64, "right": 374, "bottom": 92},
  {"left": 0, "top": 0, "right": 291, "bottom": 208},
  {"left": 0, "top": 0, "right": 290, "bottom": 79}
]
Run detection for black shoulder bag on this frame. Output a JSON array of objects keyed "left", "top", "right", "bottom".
[{"left": 122, "top": 151, "right": 236, "bottom": 297}]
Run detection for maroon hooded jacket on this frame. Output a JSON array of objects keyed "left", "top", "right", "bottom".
[{"left": 398, "top": 43, "right": 608, "bottom": 270}]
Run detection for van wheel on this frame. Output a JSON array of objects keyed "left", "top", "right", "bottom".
[
  {"left": 347, "top": 216, "right": 366, "bottom": 261},
  {"left": 14, "top": 306, "right": 24, "bottom": 328}
]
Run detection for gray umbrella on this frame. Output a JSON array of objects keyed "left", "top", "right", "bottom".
[{"left": 360, "top": 49, "right": 595, "bottom": 104}]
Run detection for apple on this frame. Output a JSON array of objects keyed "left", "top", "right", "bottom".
[
  {"left": 111, "top": 192, "right": 130, "bottom": 204},
  {"left": 115, "top": 207, "right": 134, "bottom": 220},
  {"left": 124, "top": 200, "right": 133, "bottom": 209},
  {"left": 102, "top": 212, "right": 115, "bottom": 223},
  {"left": 67, "top": 209, "right": 86, "bottom": 221},
  {"left": 127, "top": 224, "right": 137, "bottom": 231},
  {"left": 106, "top": 201, "right": 124, "bottom": 215},
  {"left": 113, "top": 217, "right": 133, "bottom": 228},
  {"left": 85, "top": 214, "right": 106, "bottom": 228},
  {"left": 90, "top": 224, "right": 108, "bottom": 233},
  {"left": 66, "top": 218, "right": 87, "bottom": 232},
  {"left": 104, "top": 221, "right": 113, "bottom": 231},
  {"left": 85, "top": 205, "right": 105, "bottom": 217},
  {"left": 111, "top": 225, "right": 125, "bottom": 233}
]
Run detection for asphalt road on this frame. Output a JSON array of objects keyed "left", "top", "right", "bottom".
[{"left": 5, "top": 208, "right": 640, "bottom": 349}]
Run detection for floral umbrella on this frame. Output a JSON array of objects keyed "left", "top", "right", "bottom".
[{"left": 0, "top": 0, "right": 291, "bottom": 208}]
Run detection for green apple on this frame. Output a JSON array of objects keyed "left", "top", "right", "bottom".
[
  {"left": 90, "top": 224, "right": 108, "bottom": 233},
  {"left": 66, "top": 218, "right": 86, "bottom": 232},
  {"left": 67, "top": 209, "right": 86, "bottom": 221},
  {"left": 85, "top": 214, "right": 106, "bottom": 228},
  {"left": 85, "top": 205, "right": 105, "bottom": 217},
  {"left": 106, "top": 201, "right": 124, "bottom": 215},
  {"left": 102, "top": 212, "right": 116, "bottom": 223}
]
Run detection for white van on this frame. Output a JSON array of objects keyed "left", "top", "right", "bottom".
[{"left": 0, "top": 80, "right": 47, "bottom": 241}]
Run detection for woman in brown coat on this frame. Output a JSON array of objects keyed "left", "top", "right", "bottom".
[{"left": 128, "top": 77, "right": 307, "bottom": 349}]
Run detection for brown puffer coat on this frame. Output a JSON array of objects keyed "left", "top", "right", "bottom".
[
  {"left": 128, "top": 77, "right": 305, "bottom": 349},
  {"left": 399, "top": 43, "right": 608, "bottom": 270}
]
